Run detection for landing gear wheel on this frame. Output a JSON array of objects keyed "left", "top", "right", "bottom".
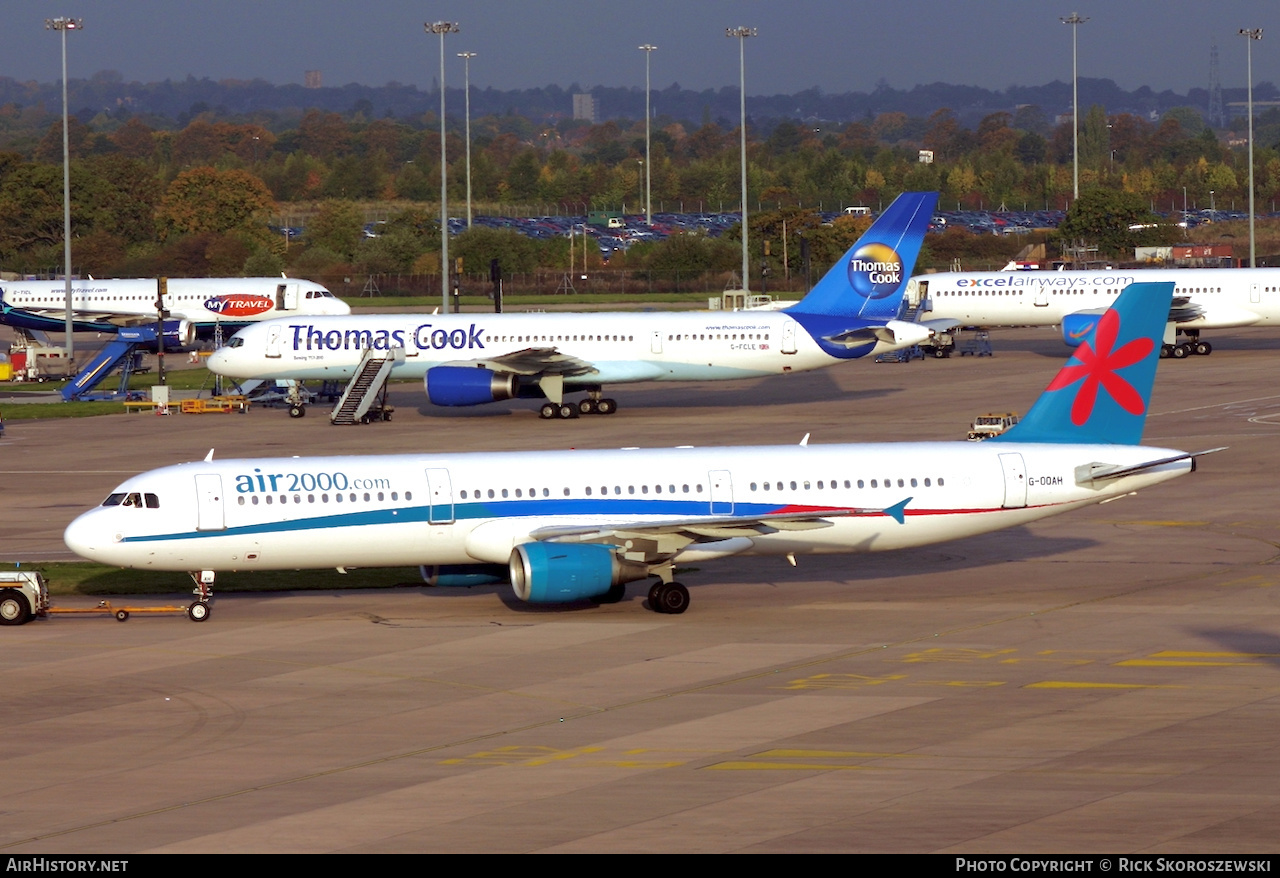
[
  {"left": 289, "top": 405, "right": 306, "bottom": 418},
  {"left": 1171, "top": 344, "right": 1189, "bottom": 359},
  {"left": 932, "top": 347, "right": 948, "bottom": 359},
  {"left": 578, "top": 398, "right": 598, "bottom": 415},
  {"left": 0, "top": 591, "right": 30, "bottom": 625},
  {"left": 1160, "top": 344, "right": 1173, "bottom": 359},
  {"left": 539, "top": 403, "right": 557, "bottom": 419},
  {"left": 557, "top": 403, "right": 579, "bottom": 419},
  {"left": 596, "top": 398, "right": 617, "bottom": 415},
  {"left": 595, "top": 582, "right": 626, "bottom": 604},
  {"left": 187, "top": 601, "right": 211, "bottom": 622},
  {"left": 650, "top": 582, "right": 689, "bottom": 615},
  {"left": 114, "top": 609, "right": 129, "bottom": 622},
  {"left": 1195, "top": 341, "right": 1212, "bottom": 356}
]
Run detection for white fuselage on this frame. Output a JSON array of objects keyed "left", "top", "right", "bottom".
[
  {"left": 1, "top": 277, "right": 349, "bottom": 332},
  {"left": 64, "top": 440, "right": 1191, "bottom": 574},
  {"left": 915, "top": 267, "right": 1280, "bottom": 330},
  {"left": 207, "top": 311, "right": 924, "bottom": 387}
]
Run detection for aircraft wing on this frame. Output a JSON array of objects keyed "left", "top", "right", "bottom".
[
  {"left": 527, "top": 500, "right": 911, "bottom": 563},
  {"left": 450, "top": 347, "right": 599, "bottom": 378}
]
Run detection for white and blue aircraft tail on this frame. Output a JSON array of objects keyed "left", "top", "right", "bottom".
[
  {"left": 64, "top": 281, "right": 1213, "bottom": 620},
  {"left": 207, "top": 193, "right": 941, "bottom": 420}
]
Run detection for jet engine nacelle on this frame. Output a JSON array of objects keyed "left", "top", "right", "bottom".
[
  {"left": 419, "top": 563, "right": 508, "bottom": 587},
  {"left": 509, "top": 542, "right": 649, "bottom": 603},
  {"left": 425, "top": 366, "right": 519, "bottom": 406},
  {"left": 118, "top": 320, "right": 197, "bottom": 352},
  {"left": 1061, "top": 311, "right": 1107, "bottom": 348}
]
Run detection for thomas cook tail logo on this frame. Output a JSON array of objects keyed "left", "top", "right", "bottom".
[{"left": 847, "top": 243, "right": 904, "bottom": 300}]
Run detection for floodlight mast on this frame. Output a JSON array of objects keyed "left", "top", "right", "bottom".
[
  {"left": 45, "top": 16, "right": 83, "bottom": 368},
  {"left": 1241, "top": 28, "right": 1263, "bottom": 268},
  {"left": 458, "top": 51, "right": 476, "bottom": 229},
  {"left": 726, "top": 27, "right": 756, "bottom": 294},
  {"left": 426, "top": 21, "right": 459, "bottom": 314},
  {"left": 639, "top": 44, "right": 657, "bottom": 227},
  {"left": 1060, "top": 13, "right": 1088, "bottom": 203}
]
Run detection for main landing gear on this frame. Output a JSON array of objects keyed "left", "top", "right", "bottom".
[
  {"left": 538, "top": 390, "right": 619, "bottom": 420},
  {"left": 1161, "top": 332, "right": 1213, "bottom": 359},
  {"left": 186, "top": 570, "right": 214, "bottom": 622},
  {"left": 647, "top": 580, "right": 690, "bottom": 615}
]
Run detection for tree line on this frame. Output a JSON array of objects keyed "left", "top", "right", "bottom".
[{"left": 1, "top": 98, "right": 1276, "bottom": 285}]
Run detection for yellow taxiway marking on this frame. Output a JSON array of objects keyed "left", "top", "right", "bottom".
[
  {"left": 902, "top": 648, "right": 1017, "bottom": 663},
  {"left": 782, "top": 673, "right": 907, "bottom": 689},
  {"left": 1152, "top": 650, "right": 1280, "bottom": 658},
  {"left": 1115, "top": 650, "right": 1273, "bottom": 668},
  {"left": 911, "top": 680, "right": 1006, "bottom": 688},
  {"left": 1116, "top": 659, "right": 1263, "bottom": 668}
]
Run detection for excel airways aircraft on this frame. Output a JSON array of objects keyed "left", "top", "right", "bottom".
[
  {"left": 206, "top": 192, "right": 941, "bottom": 419},
  {"left": 0, "top": 276, "right": 349, "bottom": 344},
  {"left": 63, "top": 281, "right": 1211, "bottom": 621},
  {"left": 912, "top": 266, "right": 1280, "bottom": 358}
]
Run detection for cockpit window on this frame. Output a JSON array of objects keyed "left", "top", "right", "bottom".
[
  {"left": 101, "top": 492, "right": 159, "bottom": 508},
  {"left": 227, "top": 337, "right": 244, "bottom": 348}
]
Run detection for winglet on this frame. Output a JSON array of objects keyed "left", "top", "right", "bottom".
[
  {"left": 885, "top": 497, "right": 911, "bottom": 525},
  {"left": 991, "top": 282, "right": 1173, "bottom": 446}
]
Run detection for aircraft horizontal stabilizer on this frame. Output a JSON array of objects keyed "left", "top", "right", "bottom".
[{"left": 1074, "top": 447, "right": 1226, "bottom": 486}]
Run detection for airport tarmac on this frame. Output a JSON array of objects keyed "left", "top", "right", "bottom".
[{"left": 2, "top": 327, "right": 1279, "bottom": 853}]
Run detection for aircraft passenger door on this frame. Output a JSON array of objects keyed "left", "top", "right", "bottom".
[
  {"left": 194, "top": 474, "right": 226, "bottom": 531},
  {"left": 1251, "top": 283, "right": 1261, "bottom": 304},
  {"left": 265, "top": 324, "right": 284, "bottom": 358},
  {"left": 650, "top": 330, "right": 663, "bottom": 354},
  {"left": 425, "top": 468, "right": 454, "bottom": 524},
  {"left": 781, "top": 319, "right": 798, "bottom": 354},
  {"left": 998, "top": 453, "right": 1027, "bottom": 509},
  {"left": 709, "top": 470, "right": 734, "bottom": 515},
  {"left": 276, "top": 283, "right": 299, "bottom": 312},
  {"left": 1033, "top": 288, "right": 1050, "bottom": 307}
]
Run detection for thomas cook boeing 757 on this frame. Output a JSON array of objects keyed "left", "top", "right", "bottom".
[
  {"left": 60, "top": 281, "right": 1210, "bottom": 621},
  {"left": 206, "top": 192, "right": 940, "bottom": 420}
]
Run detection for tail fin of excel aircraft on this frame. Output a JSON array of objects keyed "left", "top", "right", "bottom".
[
  {"left": 789, "top": 191, "right": 938, "bottom": 320},
  {"left": 992, "top": 281, "right": 1174, "bottom": 446}
]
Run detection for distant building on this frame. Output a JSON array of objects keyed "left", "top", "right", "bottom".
[
  {"left": 305, "top": 70, "right": 322, "bottom": 89},
  {"left": 573, "top": 93, "right": 597, "bottom": 124}
]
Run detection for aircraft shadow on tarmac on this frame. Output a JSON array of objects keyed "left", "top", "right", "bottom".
[
  {"left": 335, "top": 525, "right": 1099, "bottom": 615},
  {"left": 403, "top": 371, "right": 899, "bottom": 420},
  {"left": 1194, "top": 627, "right": 1280, "bottom": 671}
]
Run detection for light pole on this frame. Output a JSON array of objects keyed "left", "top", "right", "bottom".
[
  {"left": 639, "top": 44, "right": 656, "bottom": 226},
  {"left": 45, "top": 15, "right": 82, "bottom": 368},
  {"left": 426, "top": 21, "right": 459, "bottom": 313},
  {"left": 1060, "top": 12, "right": 1088, "bottom": 202},
  {"left": 457, "top": 51, "right": 476, "bottom": 229},
  {"left": 726, "top": 26, "right": 756, "bottom": 294},
  {"left": 1241, "top": 28, "right": 1263, "bottom": 267}
]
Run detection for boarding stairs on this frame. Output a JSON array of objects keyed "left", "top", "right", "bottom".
[
  {"left": 60, "top": 326, "right": 155, "bottom": 401},
  {"left": 330, "top": 347, "right": 404, "bottom": 424}
]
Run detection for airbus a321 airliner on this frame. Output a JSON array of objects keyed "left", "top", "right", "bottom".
[
  {"left": 0, "top": 276, "right": 350, "bottom": 344},
  {"left": 912, "top": 265, "right": 1280, "bottom": 357},
  {"left": 207, "top": 192, "right": 940, "bottom": 419},
  {"left": 58, "top": 281, "right": 1209, "bottom": 622}
]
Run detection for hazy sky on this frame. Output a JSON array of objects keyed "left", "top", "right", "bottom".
[{"left": 10, "top": 1, "right": 1278, "bottom": 97}]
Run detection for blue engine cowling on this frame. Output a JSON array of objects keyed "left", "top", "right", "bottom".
[
  {"left": 1061, "top": 311, "right": 1107, "bottom": 348},
  {"left": 118, "top": 320, "right": 197, "bottom": 352},
  {"left": 425, "top": 366, "right": 519, "bottom": 406},
  {"left": 509, "top": 542, "right": 649, "bottom": 603},
  {"left": 419, "top": 564, "right": 508, "bottom": 587}
]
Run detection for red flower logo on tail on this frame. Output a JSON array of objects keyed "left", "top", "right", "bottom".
[{"left": 1045, "top": 310, "right": 1153, "bottom": 425}]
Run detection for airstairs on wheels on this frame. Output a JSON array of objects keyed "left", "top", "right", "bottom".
[{"left": 330, "top": 347, "right": 404, "bottom": 424}]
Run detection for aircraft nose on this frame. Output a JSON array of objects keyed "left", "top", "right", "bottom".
[
  {"left": 206, "top": 346, "right": 237, "bottom": 375},
  {"left": 64, "top": 511, "right": 105, "bottom": 560}
]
